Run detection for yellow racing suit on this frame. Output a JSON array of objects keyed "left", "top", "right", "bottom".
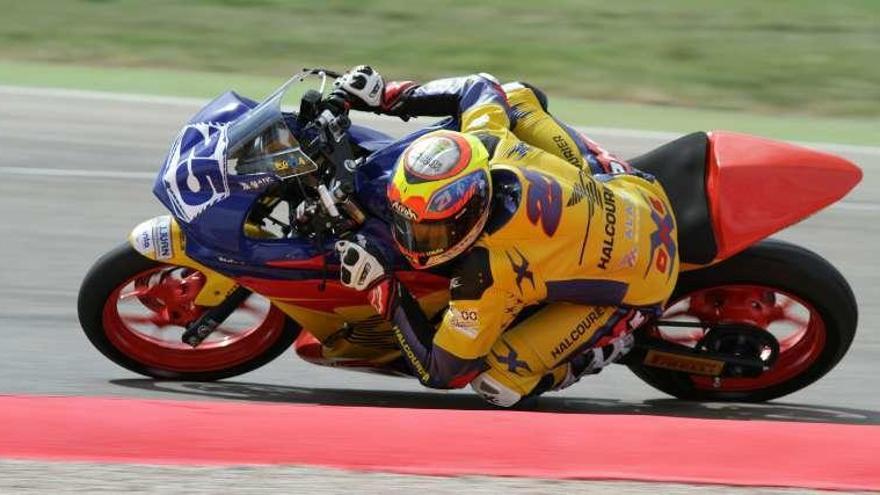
[{"left": 370, "top": 75, "right": 679, "bottom": 406}]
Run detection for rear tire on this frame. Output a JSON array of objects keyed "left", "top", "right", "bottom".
[
  {"left": 628, "top": 239, "right": 857, "bottom": 401},
  {"left": 78, "top": 243, "right": 300, "bottom": 381}
]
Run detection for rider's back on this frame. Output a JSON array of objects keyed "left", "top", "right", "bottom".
[{"left": 474, "top": 142, "right": 679, "bottom": 310}]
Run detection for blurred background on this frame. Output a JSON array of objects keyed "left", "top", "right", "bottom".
[{"left": 0, "top": 0, "right": 877, "bottom": 144}]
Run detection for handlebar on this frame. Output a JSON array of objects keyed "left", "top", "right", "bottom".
[{"left": 280, "top": 76, "right": 367, "bottom": 242}]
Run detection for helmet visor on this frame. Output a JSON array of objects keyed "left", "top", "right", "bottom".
[{"left": 391, "top": 191, "right": 487, "bottom": 257}]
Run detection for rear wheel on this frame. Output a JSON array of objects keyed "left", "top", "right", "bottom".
[
  {"left": 628, "top": 239, "right": 857, "bottom": 401},
  {"left": 78, "top": 243, "right": 300, "bottom": 380}
]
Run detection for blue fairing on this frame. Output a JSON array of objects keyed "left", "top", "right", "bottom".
[
  {"left": 348, "top": 123, "right": 394, "bottom": 152},
  {"left": 153, "top": 83, "right": 458, "bottom": 280}
]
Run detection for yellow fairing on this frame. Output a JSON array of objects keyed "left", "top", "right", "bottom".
[{"left": 128, "top": 215, "right": 237, "bottom": 307}]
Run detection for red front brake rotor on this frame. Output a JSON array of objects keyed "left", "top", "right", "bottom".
[{"left": 128, "top": 269, "right": 207, "bottom": 327}]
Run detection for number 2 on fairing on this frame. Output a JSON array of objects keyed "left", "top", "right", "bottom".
[{"left": 523, "top": 170, "right": 562, "bottom": 236}]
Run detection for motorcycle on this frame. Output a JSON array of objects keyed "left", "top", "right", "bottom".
[{"left": 78, "top": 69, "right": 862, "bottom": 402}]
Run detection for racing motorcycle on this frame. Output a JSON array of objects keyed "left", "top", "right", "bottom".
[{"left": 78, "top": 69, "right": 862, "bottom": 402}]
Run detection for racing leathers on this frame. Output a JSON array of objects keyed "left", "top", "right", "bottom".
[{"left": 355, "top": 74, "right": 679, "bottom": 406}]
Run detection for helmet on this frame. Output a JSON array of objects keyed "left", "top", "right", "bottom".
[{"left": 387, "top": 130, "right": 492, "bottom": 269}]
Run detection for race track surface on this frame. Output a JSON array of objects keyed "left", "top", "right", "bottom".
[
  {"left": 1, "top": 461, "right": 846, "bottom": 495},
  {"left": 1, "top": 86, "right": 878, "bottom": 424}
]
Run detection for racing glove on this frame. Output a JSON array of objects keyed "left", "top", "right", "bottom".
[
  {"left": 336, "top": 235, "right": 400, "bottom": 319},
  {"left": 336, "top": 235, "right": 389, "bottom": 291},
  {"left": 335, "top": 65, "right": 417, "bottom": 115},
  {"left": 335, "top": 65, "right": 385, "bottom": 109}
]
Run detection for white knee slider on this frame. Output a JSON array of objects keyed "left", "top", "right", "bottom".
[{"left": 471, "top": 373, "right": 522, "bottom": 408}]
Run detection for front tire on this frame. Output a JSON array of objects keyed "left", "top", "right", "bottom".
[
  {"left": 628, "top": 239, "right": 857, "bottom": 402},
  {"left": 78, "top": 243, "right": 301, "bottom": 381}
]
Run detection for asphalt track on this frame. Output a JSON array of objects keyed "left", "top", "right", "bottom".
[
  {"left": 0, "top": 86, "right": 879, "bottom": 490},
  {"left": 1, "top": 461, "right": 846, "bottom": 495}
]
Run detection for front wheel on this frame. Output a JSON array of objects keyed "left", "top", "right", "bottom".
[
  {"left": 78, "top": 243, "right": 301, "bottom": 380},
  {"left": 628, "top": 239, "right": 857, "bottom": 402}
]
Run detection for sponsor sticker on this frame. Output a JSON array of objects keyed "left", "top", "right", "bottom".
[
  {"left": 622, "top": 196, "right": 637, "bottom": 240},
  {"left": 133, "top": 220, "right": 153, "bottom": 256},
  {"left": 404, "top": 136, "right": 461, "bottom": 177},
  {"left": 550, "top": 307, "right": 607, "bottom": 361},
  {"left": 642, "top": 192, "right": 677, "bottom": 279},
  {"left": 552, "top": 135, "right": 580, "bottom": 167},
  {"left": 644, "top": 350, "right": 724, "bottom": 376},
  {"left": 238, "top": 176, "right": 276, "bottom": 192},
  {"left": 390, "top": 201, "right": 418, "bottom": 220},
  {"left": 131, "top": 216, "right": 174, "bottom": 261},
  {"left": 153, "top": 216, "right": 173, "bottom": 260},
  {"left": 618, "top": 247, "right": 638, "bottom": 269},
  {"left": 449, "top": 308, "right": 479, "bottom": 339},
  {"left": 596, "top": 188, "right": 617, "bottom": 270}
]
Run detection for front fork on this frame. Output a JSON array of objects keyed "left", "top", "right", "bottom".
[{"left": 129, "top": 215, "right": 245, "bottom": 346}]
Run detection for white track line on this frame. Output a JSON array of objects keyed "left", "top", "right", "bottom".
[
  {"left": 0, "top": 165, "right": 876, "bottom": 212},
  {"left": 0, "top": 166, "right": 155, "bottom": 180},
  {"left": 2, "top": 85, "right": 878, "bottom": 156},
  {"left": 1, "top": 85, "right": 877, "bottom": 210},
  {"left": 0, "top": 85, "right": 207, "bottom": 107}
]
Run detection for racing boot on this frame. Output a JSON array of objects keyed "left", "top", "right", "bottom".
[{"left": 551, "top": 332, "right": 636, "bottom": 392}]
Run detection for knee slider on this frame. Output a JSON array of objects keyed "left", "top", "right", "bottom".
[{"left": 471, "top": 372, "right": 523, "bottom": 408}]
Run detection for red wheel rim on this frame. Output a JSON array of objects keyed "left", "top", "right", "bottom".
[
  {"left": 102, "top": 266, "right": 286, "bottom": 373},
  {"left": 656, "top": 285, "right": 826, "bottom": 392}
]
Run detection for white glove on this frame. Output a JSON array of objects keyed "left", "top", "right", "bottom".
[
  {"left": 336, "top": 235, "right": 388, "bottom": 291},
  {"left": 335, "top": 65, "right": 385, "bottom": 108}
]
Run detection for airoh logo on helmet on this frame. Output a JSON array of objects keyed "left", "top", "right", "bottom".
[{"left": 390, "top": 201, "right": 418, "bottom": 220}]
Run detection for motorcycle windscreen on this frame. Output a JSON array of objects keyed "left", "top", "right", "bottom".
[
  {"left": 227, "top": 122, "right": 318, "bottom": 179},
  {"left": 224, "top": 73, "right": 318, "bottom": 180}
]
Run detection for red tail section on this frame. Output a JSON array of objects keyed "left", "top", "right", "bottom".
[{"left": 706, "top": 132, "right": 862, "bottom": 260}]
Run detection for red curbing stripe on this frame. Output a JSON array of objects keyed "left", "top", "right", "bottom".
[{"left": 0, "top": 395, "right": 878, "bottom": 491}]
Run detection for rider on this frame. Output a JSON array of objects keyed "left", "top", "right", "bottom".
[{"left": 333, "top": 66, "right": 679, "bottom": 406}]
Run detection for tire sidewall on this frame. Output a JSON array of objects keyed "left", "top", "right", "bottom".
[
  {"left": 628, "top": 239, "right": 857, "bottom": 402},
  {"left": 77, "top": 243, "right": 300, "bottom": 381}
]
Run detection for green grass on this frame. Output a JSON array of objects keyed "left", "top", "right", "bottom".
[
  {"left": 1, "top": 60, "right": 877, "bottom": 146},
  {"left": 0, "top": 0, "right": 878, "bottom": 119}
]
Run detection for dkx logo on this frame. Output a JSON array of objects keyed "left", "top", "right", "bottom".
[{"left": 643, "top": 193, "right": 677, "bottom": 279}]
